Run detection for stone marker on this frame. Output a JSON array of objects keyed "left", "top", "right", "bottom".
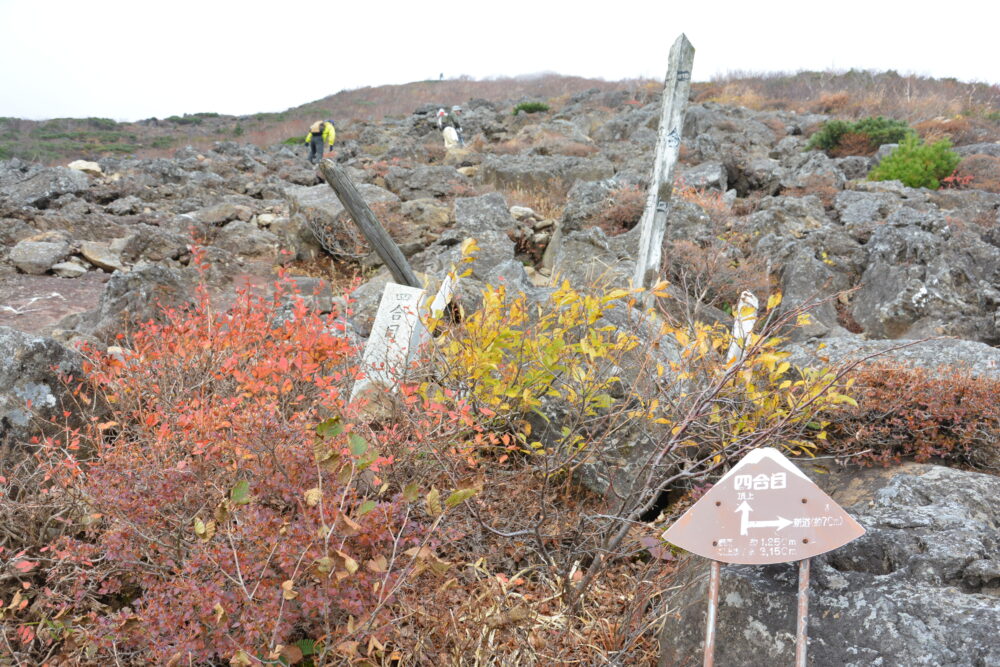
[
  {"left": 350, "top": 266, "right": 461, "bottom": 403},
  {"left": 350, "top": 282, "right": 426, "bottom": 402}
]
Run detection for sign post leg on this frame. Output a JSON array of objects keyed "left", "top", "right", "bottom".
[
  {"left": 703, "top": 559, "right": 721, "bottom": 667},
  {"left": 795, "top": 558, "right": 810, "bottom": 667}
]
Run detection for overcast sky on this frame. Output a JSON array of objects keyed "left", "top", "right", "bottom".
[{"left": 1, "top": 0, "right": 997, "bottom": 121}]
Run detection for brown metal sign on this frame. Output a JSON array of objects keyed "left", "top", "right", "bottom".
[{"left": 663, "top": 447, "right": 865, "bottom": 564}]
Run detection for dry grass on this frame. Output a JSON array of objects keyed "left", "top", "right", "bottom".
[
  {"left": 506, "top": 187, "right": 565, "bottom": 220},
  {"left": 316, "top": 74, "right": 656, "bottom": 123},
  {"left": 382, "top": 464, "right": 672, "bottom": 664},
  {"left": 667, "top": 184, "right": 774, "bottom": 310},
  {"left": 693, "top": 70, "right": 1000, "bottom": 128}
]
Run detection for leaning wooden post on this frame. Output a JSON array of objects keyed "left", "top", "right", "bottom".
[
  {"left": 318, "top": 159, "right": 422, "bottom": 288},
  {"left": 633, "top": 33, "right": 695, "bottom": 290}
]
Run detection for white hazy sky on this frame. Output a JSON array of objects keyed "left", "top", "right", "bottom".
[{"left": 1, "top": 0, "right": 997, "bottom": 121}]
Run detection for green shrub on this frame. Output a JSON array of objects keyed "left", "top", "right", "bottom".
[
  {"left": 165, "top": 114, "right": 203, "bottom": 125},
  {"left": 868, "top": 135, "right": 961, "bottom": 189},
  {"left": 513, "top": 101, "right": 550, "bottom": 115},
  {"left": 806, "top": 116, "right": 912, "bottom": 153},
  {"left": 850, "top": 116, "right": 911, "bottom": 146},
  {"left": 86, "top": 117, "right": 118, "bottom": 130},
  {"left": 805, "top": 119, "right": 852, "bottom": 151}
]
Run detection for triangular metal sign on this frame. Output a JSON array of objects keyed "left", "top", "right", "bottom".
[{"left": 663, "top": 447, "right": 865, "bottom": 564}]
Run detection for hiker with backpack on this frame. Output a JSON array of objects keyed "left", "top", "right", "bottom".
[
  {"left": 438, "top": 105, "right": 464, "bottom": 149},
  {"left": 305, "top": 119, "right": 336, "bottom": 164}
]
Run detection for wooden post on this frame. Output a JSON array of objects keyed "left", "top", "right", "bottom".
[
  {"left": 633, "top": 33, "right": 695, "bottom": 289},
  {"left": 318, "top": 159, "right": 422, "bottom": 288}
]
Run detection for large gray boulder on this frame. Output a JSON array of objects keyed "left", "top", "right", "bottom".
[
  {"left": 189, "top": 201, "right": 253, "bottom": 226},
  {"left": 784, "top": 336, "right": 1000, "bottom": 381},
  {"left": 70, "top": 265, "right": 192, "bottom": 343},
  {"left": 422, "top": 191, "right": 517, "bottom": 283},
  {"left": 214, "top": 220, "right": 280, "bottom": 259},
  {"left": 681, "top": 161, "right": 728, "bottom": 191},
  {"left": 383, "top": 165, "right": 469, "bottom": 200},
  {"left": 549, "top": 225, "right": 635, "bottom": 290},
  {"left": 560, "top": 179, "right": 617, "bottom": 233},
  {"left": 0, "top": 166, "right": 90, "bottom": 208},
  {"left": 10, "top": 240, "right": 71, "bottom": 275},
  {"left": 283, "top": 182, "right": 399, "bottom": 259},
  {"left": 120, "top": 224, "right": 190, "bottom": 264},
  {"left": 780, "top": 151, "right": 846, "bottom": 191},
  {"left": 478, "top": 154, "right": 614, "bottom": 194},
  {"left": 833, "top": 190, "right": 902, "bottom": 241},
  {"left": 850, "top": 207, "right": 1000, "bottom": 342},
  {"left": 659, "top": 463, "right": 1000, "bottom": 667},
  {"left": 0, "top": 327, "right": 83, "bottom": 447},
  {"left": 954, "top": 142, "right": 1000, "bottom": 158},
  {"left": 346, "top": 192, "right": 518, "bottom": 337}
]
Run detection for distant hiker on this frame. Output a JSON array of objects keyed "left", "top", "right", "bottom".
[
  {"left": 439, "top": 105, "right": 463, "bottom": 149},
  {"left": 305, "top": 119, "right": 336, "bottom": 164}
]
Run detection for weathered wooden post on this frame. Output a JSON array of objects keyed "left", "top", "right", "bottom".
[
  {"left": 633, "top": 33, "right": 695, "bottom": 290},
  {"left": 318, "top": 159, "right": 421, "bottom": 289}
]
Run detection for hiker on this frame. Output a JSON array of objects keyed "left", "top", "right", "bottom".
[
  {"left": 305, "top": 119, "right": 336, "bottom": 164},
  {"left": 438, "top": 105, "right": 463, "bottom": 149}
]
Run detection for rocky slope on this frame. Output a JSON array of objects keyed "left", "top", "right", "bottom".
[{"left": 2, "top": 84, "right": 999, "bottom": 663}]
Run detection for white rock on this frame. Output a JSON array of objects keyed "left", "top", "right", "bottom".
[
  {"left": 510, "top": 206, "right": 537, "bottom": 221},
  {"left": 51, "top": 261, "right": 88, "bottom": 278},
  {"left": 68, "top": 160, "right": 103, "bottom": 176}
]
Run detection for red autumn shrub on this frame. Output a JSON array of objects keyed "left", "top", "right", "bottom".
[
  {"left": 32, "top": 262, "right": 430, "bottom": 664},
  {"left": 826, "top": 363, "right": 1000, "bottom": 470},
  {"left": 951, "top": 154, "right": 1000, "bottom": 193}
]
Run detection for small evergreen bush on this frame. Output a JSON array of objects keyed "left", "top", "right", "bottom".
[
  {"left": 868, "top": 135, "right": 961, "bottom": 189},
  {"left": 806, "top": 115, "right": 912, "bottom": 154},
  {"left": 849, "top": 116, "right": 912, "bottom": 146},
  {"left": 513, "top": 101, "right": 550, "bottom": 115},
  {"left": 805, "top": 119, "right": 852, "bottom": 152}
]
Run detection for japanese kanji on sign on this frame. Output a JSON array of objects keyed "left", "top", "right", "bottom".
[
  {"left": 662, "top": 447, "right": 865, "bottom": 666},
  {"left": 663, "top": 447, "right": 864, "bottom": 565}
]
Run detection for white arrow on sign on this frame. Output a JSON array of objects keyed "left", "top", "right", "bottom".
[{"left": 735, "top": 500, "right": 792, "bottom": 536}]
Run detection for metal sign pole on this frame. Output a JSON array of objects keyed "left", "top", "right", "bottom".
[
  {"left": 703, "top": 560, "right": 721, "bottom": 667},
  {"left": 662, "top": 448, "right": 866, "bottom": 666},
  {"left": 795, "top": 558, "right": 811, "bottom": 667}
]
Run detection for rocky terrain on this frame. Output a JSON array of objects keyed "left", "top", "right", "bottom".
[{"left": 2, "top": 80, "right": 999, "bottom": 663}]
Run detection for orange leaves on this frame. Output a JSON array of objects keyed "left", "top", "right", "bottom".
[{"left": 22, "top": 271, "right": 427, "bottom": 663}]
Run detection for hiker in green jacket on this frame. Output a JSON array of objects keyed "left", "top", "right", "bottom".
[{"left": 305, "top": 119, "right": 336, "bottom": 164}]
